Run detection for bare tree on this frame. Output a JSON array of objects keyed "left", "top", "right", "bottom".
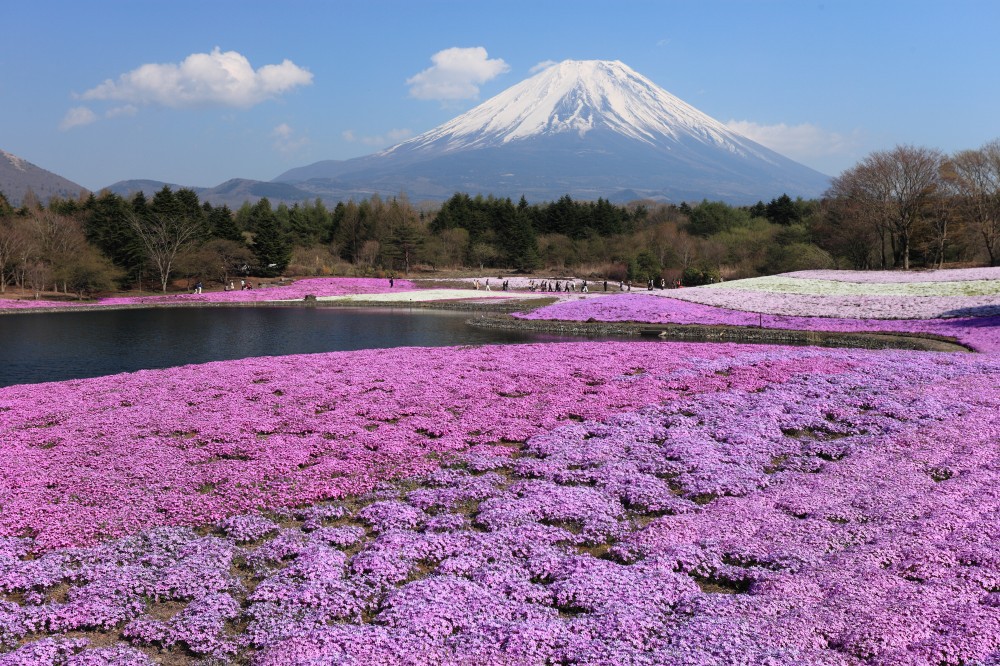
[
  {"left": 813, "top": 196, "right": 881, "bottom": 269},
  {"left": 175, "top": 238, "right": 254, "bottom": 287},
  {"left": 438, "top": 227, "right": 470, "bottom": 268},
  {"left": 357, "top": 239, "right": 381, "bottom": 272},
  {"left": 0, "top": 217, "right": 27, "bottom": 294},
  {"left": 26, "top": 211, "right": 87, "bottom": 293},
  {"left": 943, "top": 139, "right": 1000, "bottom": 266},
  {"left": 829, "top": 145, "right": 943, "bottom": 269},
  {"left": 127, "top": 211, "right": 205, "bottom": 292}
]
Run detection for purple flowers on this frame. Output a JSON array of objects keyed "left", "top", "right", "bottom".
[
  {"left": 2, "top": 267, "right": 1000, "bottom": 663},
  {"left": 1, "top": 340, "right": 999, "bottom": 663}
]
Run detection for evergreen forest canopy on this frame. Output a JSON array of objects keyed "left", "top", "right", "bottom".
[{"left": 0, "top": 138, "right": 998, "bottom": 298}]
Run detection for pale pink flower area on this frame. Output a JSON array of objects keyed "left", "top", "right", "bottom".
[
  {"left": 1, "top": 342, "right": 1000, "bottom": 664},
  {"left": 666, "top": 288, "right": 1000, "bottom": 319},
  {"left": 517, "top": 293, "right": 1000, "bottom": 353},
  {"left": 787, "top": 266, "right": 1000, "bottom": 283},
  {"left": 0, "top": 278, "right": 415, "bottom": 310}
]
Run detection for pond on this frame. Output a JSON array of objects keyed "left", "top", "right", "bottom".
[{"left": 0, "top": 306, "right": 589, "bottom": 388}]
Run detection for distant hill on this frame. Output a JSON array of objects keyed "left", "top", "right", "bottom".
[
  {"left": 104, "top": 178, "right": 317, "bottom": 208},
  {"left": 273, "top": 60, "right": 831, "bottom": 204},
  {"left": 0, "top": 150, "right": 88, "bottom": 206}
]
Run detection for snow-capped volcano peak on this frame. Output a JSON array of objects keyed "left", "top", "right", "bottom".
[
  {"left": 274, "top": 59, "right": 830, "bottom": 203},
  {"left": 384, "top": 59, "right": 756, "bottom": 156}
]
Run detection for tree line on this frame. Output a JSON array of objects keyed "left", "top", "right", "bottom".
[{"left": 1, "top": 137, "right": 997, "bottom": 298}]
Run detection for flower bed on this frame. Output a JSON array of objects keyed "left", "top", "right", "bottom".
[
  {"left": 1, "top": 342, "right": 999, "bottom": 664},
  {"left": 787, "top": 266, "right": 1000, "bottom": 283},
  {"left": 1, "top": 341, "right": 775, "bottom": 550},
  {"left": 4, "top": 267, "right": 1000, "bottom": 663},
  {"left": 0, "top": 278, "right": 416, "bottom": 311},
  {"left": 322, "top": 288, "right": 532, "bottom": 303},
  {"left": 660, "top": 269, "right": 1000, "bottom": 320},
  {"left": 515, "top": 293, "right": 1000, "bottom": 353},
  {"left": 699, "top": 274, "right": 1000, "bottom": 297}
]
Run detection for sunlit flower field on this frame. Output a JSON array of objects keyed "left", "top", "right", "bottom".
[
  {"left": 1, "top": 269, "right": 999, "bottom": 664},
  {"left": 518, "top": 267, "right": 1000, "bottom": 353}
]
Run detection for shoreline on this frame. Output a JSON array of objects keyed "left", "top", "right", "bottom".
[
  {"left": 0, "top": 294, "right": 972, "bottom": 353},
  {"left": 466, "top": 312, "right": 972, "bottom": 352}
]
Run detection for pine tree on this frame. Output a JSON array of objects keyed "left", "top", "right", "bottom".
[
  {"left": 207, "top": 204, "right": 242, "bottom": 242},
  {"left": 249, "top": 199, "right": 290, "bottom": 276}
]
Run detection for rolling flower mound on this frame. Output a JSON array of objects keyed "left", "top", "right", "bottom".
[
  {"left": 787, "top": 267, "right": 1000, "bottom": 283},
  {"left": 516, "top": 292, "right": 1000, "bottom": 352},
  {"left": 644, "top": 268, "right": 1000, "bottom": 320},
  {"left": 1, "top": 342, "right": 999, "bottom": 663}
]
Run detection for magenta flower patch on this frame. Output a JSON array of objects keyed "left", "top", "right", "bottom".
[{"left": 1, "top": 341, "right": 999, "bottom": 663}]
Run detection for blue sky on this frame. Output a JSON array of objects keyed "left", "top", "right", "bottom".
[{"left": 2, "top": 0, "right": 998, "bottom": 193}]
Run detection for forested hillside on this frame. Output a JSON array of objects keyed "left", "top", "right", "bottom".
[{"left": 1, "top": 139, "right": 998, "bottom": 297}]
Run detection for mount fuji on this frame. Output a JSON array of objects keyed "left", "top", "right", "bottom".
[{"left": 275, "top": 60, "right": 830, "bottom": 204}]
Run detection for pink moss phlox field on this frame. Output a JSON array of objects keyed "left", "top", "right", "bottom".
[
  {"left": 516, "top": 293, "right": 1000, "bottom": 353},
  {"left": 0, "top": 277, "right": 415, "bottom": 310},
  {"left": 1, "top": 344, "right": 999, "bottom": 663},
  {"left": 1, "top": 341, "right": 827, "bottom": 550},
  {"left": 667, "top": 288, "right": 1000, "bottom": 320},
  {"left": 787, "top": 267, "right": 1000, "bottom": 283}
]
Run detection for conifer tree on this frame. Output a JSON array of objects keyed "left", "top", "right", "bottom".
[{"left": 249, "top": 198, "right": 290, "bottom": 276}]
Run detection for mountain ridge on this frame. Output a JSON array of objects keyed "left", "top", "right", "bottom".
[{"left": 0, "top": 150, "right": 88, "bottom": 207}]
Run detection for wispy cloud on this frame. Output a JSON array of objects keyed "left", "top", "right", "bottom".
[
  {"left": 78, "top": 47, "right": 313, "bottom": 109},
  {"left": 342, "top": 128, "right": 413, "bottom": 147},
  {"left": 105, "top": 105, "right": 138, "bottom": 119},
  {"left": 530, "top": 60, "right": 558, "bottom": 74},
  {"left": 726, "top": 120, "right": 861, "bottom": 161},
  {"left": 407, "top": 47, "right": 509, "bottom": 101},
  {"left": 59, "top": 106, "right": 97, "bottom": 130},
  {"left": 272, "top": 123, "right": 309, "bottom": 154}
]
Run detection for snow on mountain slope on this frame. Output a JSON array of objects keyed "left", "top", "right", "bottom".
[
  {"left": 0, "top": 149, "right": 88, "bottom": 206},
  {"left": 273, "top": 59, "right": 830, "bottom": 203},
  {"left": 382, "top": 60, "right": 771, "bottom": 161}
]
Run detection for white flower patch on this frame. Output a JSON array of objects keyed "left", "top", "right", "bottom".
[
  {"left": 786, "top": 267, "right": 1000, "bottom": 283},
  {"left": 698, "top": 275, "right": 1000, "bottom": 298},
  {"left": 316, "top": 289, "right": 535, "bottom": 303}
]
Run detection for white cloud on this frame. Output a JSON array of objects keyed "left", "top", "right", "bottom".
[
  {"left": 106, "top": 104, "right": 138, "bottom": 118},
  {"left": 726, "top": 120, "right": 861, "bottom": 161},
  {"left": 342, "top": 128, "right": 413, "bottom": 147},
  {"left": 530, "top": 60, "right": 558, "bottom": 74},
  {"left": 272, "top": 123, "right": 308, "bottom": 154},
  {"left": 59, "top": 106, "right": 97, "bottom": 130},
  {"left": 407, "top": 47, "right": 509, "bottom": 101},
  {"left": 79, "top": 47, "right": 313, "bottom": 109}
]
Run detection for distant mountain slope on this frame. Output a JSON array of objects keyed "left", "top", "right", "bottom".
[
  {"left": 275, "top": 60, "right": 831, "bottom": 204},
  {"left": 0, "top": 150, "right": 88, "bottom": 206},
  {"left": 105, "top": 178, "right": 316, "bottom": 208}
]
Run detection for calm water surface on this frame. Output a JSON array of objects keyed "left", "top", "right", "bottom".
[{"left": 0, "top": 306, "right": 585, "bottom": 387}]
